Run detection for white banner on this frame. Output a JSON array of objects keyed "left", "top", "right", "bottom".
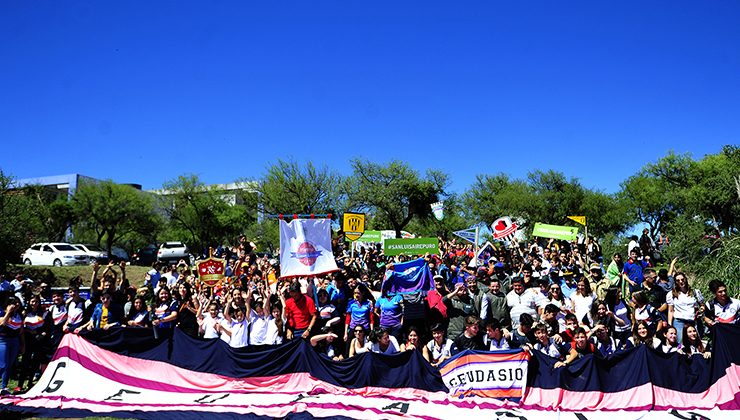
[{"left": 279, "top": 219, "right": 339, "bottom": 278}]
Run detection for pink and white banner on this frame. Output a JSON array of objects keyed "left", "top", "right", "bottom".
[{"left": 2, "top": 333, "right": 736, "bottom": 419}]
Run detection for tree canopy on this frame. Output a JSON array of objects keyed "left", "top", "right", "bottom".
[
  {"left": 72, "top": 180, "right": 161, "bottom": 256},
  {"left": 346, "top": 159, "right": 448, "bottom": 238}
]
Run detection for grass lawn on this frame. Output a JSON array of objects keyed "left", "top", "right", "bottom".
[{"left": 8, "top": 264, "right": 152, "bottom": 289}]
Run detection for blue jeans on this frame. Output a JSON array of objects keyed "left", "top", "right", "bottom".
[
  {"left": 673, "top": 318, "right": 694, "bottom": 346},
  {"left": 0, "top": 335, "right": 21, "bottom": 389}
]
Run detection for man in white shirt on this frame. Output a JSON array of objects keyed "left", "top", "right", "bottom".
[{"left": 507, "top": 277, "right": 540, "bottom": 329}]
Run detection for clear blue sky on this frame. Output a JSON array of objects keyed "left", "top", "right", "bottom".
[{"left": 1, "top": 1, "right": 738, "bottom": 194}]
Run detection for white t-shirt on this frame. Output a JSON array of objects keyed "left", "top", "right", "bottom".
[
  {"left": 533, "top": 339, "right": 562, "bottom": 358},
  {"left": 249, "top": 310, "right": 270, "bottom": 345},
  {"left": 164, "top": 272, "right": 179, "bottom": 288},
  {"left": 219, "top": 318, "right": 232, "bottom": 344},
  {"left": 507, "top": 289, "right": 539, "bottom": 328},
  {"left": 425, "top": 338, "right": 453, "bottom": 363},
  {"left": 200, "top": 313, "right": 224, "bottom": 339},
  {"left": 571, "top": 293, "right": 595, "bottom": 325},
  {"left": 371, "top": 336, "right": 400, "bottom": 354},
  {"left": 667, "top": 291, "right": 701, "bottom": 321},
  {"left": 228, "top": 318, "right": 250, "bottom": 348},
  {"left": 264, "top": 316, "right": 286, "bottom": 345},
  {"left": 486, "top": 336, "right": 511, "bottom": 351},
  {"left": 546, "top": 297, "right": 573, "bottom": 333}
]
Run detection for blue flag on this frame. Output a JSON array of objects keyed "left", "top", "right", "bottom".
[{"left": 381, "top": 258, "right": 434, "bottom": 295}]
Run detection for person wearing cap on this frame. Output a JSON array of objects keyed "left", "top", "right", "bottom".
[
  {"left": 585, "top": 262, "right": 610, "bottom": 302},
  {"left": 426, "top": 275, "right": 449, "bottom": 328}
]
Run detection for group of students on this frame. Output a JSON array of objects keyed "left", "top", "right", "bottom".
[{"left": 1, "top": 234, "right": 739, "bottom": 396}]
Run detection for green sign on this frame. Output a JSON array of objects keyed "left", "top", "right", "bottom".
[
  {"left": 358, "top": 230, "right": 382, "bottom": 242},
  {"left": 532, "top": 223, "right": 579, "bottom": 241},
  {"left": 383, "top": 237, "right": 439, "bottom": 256}
]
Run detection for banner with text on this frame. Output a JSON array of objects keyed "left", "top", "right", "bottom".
[
  {"left": 532, "top": 223, "right": 579, "bottom": 241},
  {"left": 439, "top": 350, "right": 529, "bottom": 400},
  {"left": 383, "top": 237, "right": 439, "bottom": 256}
]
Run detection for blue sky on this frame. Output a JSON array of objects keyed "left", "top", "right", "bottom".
[{"left": 1, "top": 1, "right": 738, "bottom": 194}]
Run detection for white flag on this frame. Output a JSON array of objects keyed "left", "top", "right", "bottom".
[{"left": 279, "top": 219, "right": 339, "bottom": 278}]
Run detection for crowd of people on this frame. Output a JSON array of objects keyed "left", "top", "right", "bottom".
[{"left": 1, "top": 231, "right": 739, "bottom": 396}]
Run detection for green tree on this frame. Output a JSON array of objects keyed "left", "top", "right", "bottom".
[
  {"left": 684, "top": 146, "right": 740, "bottom": 235},
  {"left": 160, "top": 175, "right": 256, "bottom": 255},
  {"left": 73, "top": 180, "right": 161, "bottom": 256},
  {"left": 619, "top": 151, "right": 693, "bottom": 237},
  {"left": 0, "top": 171, "right": 47, "bottom": 269},
  {"left": 405, "top": 194, "right": 470, "bottom": 239},
  {"left": 346, "top": 159, "right": 448, "bottom": 238},
  {"left": 465, "top": 170, "right": 629, "bottom": 237},
  {"left": 255, "top": 159, "right": 344, "bottom": 215},
  {"left": 465, "top": 173, "right": 535, "bottom": 226}
]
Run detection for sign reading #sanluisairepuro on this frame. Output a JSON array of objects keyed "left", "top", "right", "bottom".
[{"left": 383, "top": 237, "right": 439, "bottom": 256}]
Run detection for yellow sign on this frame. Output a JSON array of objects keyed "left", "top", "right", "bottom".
[
  {"left": 567, "top": 216, "right": 587, "bottom": 226},
  {"left": 343, "top": 212, "right": 366, "bottom": 241}
]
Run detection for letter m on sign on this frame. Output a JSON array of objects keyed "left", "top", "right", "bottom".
[{"left": 343, "top": 213, "right": 366, "bottom": 241}]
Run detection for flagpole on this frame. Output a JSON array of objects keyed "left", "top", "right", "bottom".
[{"left": 474, "top": 225, "right": 479, "bottom": 267}]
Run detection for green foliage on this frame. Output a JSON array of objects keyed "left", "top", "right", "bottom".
[
  {"left": 404, "top": 193, "right": 469, "bottom": 239},
  {"left": 243, "top": 219, "right": 280, "bottom": 253},
  {"left": 255, "top": 159, "right": 345, "bottom": 215},
  {"left": 465, "top": 173, "right": 534, "bottom": 226},
  {"left": 73, "top": 180, "right": 161, "bottom": 255},
  {"left": 160, "top": 175, "right": 255, "bottom": 254},
  {"left": 692, "top": 234, "right": 740, "bottom": 298},
  {"left": 599, "top": 232, "right": 628, "bottom": 261},
  {"left": 683, "top": 146, "right": 740, "bottom": 234},
  {"left": 0, "top": 172, "right": 44, "bottom": 269},
  {"left": 346, "top": 159, "right": 448, "bottom": 238},
  {"left": 7, "top": 264, "right": 151, "bottom": 288},
  {"left": 465, "top": 170, "right": 630, "bottom": 237}
]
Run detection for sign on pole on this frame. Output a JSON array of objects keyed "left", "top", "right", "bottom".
[
  {"left": 342, "top": 212, "right": 366, "bottom": 241},
  {"left": 431, "top": 201, "right": 444, "bottom": 221},
  {"left": 383, "top": 237, "right": 440, "bottom": 256},
  {"left": 491, "top": 216, "right": 518, "bottom": 240},
  {"left": 532, "top": 223, "right": 579, "bottom": 241},
  {"left": 196, "top": 258, "right": 226, "bottom": 288},
  {"left": 567, "top": 216, "right": 587, "bottom": 226}
]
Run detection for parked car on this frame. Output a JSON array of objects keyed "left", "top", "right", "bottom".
[
  {"left": 21, "top": 243, "right": 90, "bottom": 267},
  {"left": 72, "top": 244, "right": 109, "bottom": 263},
  {"left": 111, "top": 246, "right": 130, "bottom": 262},
  {"left": 132, "top": 245, "right": 158, "bottom": 266},
  {"left": 157, "top": 242, "right": 190, "bottom": 264}
]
